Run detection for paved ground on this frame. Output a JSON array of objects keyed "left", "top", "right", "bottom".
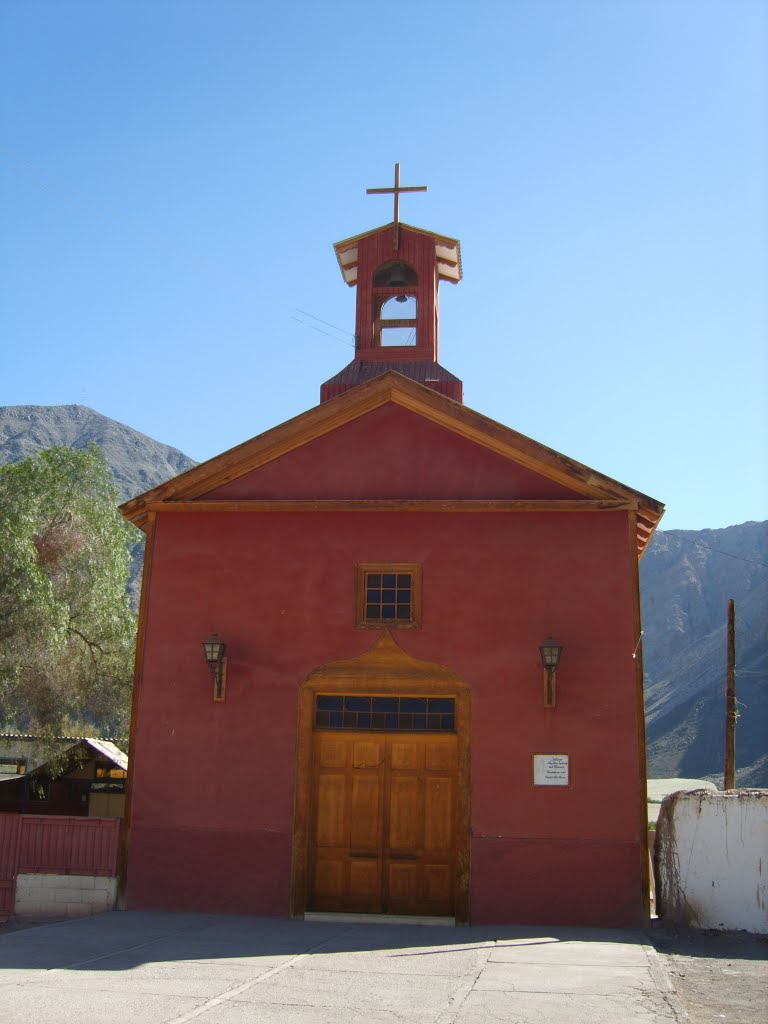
[{"left": 0, "top": 911, "right": 687, "bottom": 1024}]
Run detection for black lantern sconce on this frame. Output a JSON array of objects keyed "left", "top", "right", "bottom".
[
  {"left": 203, "top": 633, "right": 227, "bottom": 702},
  {"left": 539, "top": 636, "right": 563, "bottom": 708}
]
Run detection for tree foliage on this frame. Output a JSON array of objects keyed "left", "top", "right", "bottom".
[{"left": 0, "top": 445, "right": 138, "bottom": 741}]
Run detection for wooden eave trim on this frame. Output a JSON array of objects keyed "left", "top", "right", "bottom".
[
  {"left": 145, "top": 498, "right": 640, "bottom": 514},
  {"left": 119, "top": 372, "right": 664, "bottom": 539}
]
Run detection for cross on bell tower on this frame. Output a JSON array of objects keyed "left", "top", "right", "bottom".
[{"left": 366, "top": 163, "right": 427, "bottom": 250}]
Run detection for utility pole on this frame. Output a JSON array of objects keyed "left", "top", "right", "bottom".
[{"left": 724, "top": 598, "right": 737, "bottom": 790}]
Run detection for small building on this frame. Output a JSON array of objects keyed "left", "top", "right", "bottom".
[
  {"left": 0, "top": 736, "right": 128, "bottom": 818},
  {"left": 120, "top": 178, "right": 663, "bottom": 925}
]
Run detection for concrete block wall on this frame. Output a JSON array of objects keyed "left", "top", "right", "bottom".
[{"left": 15, "top": 873, "right": 118, "bottom": 917}]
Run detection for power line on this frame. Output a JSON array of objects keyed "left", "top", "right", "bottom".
[
  {"left": 294, "top": 308, "right": 355, "bottom": 339},
  {"left": 664, "top": 531, "right": 768, "bottom": 570}
]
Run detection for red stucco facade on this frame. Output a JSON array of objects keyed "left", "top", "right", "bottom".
[{"left": 125, "top": 404, "right": 653, "bottom": 925}]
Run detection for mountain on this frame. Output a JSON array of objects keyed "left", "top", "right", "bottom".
[
  {"left": 1, "top": 405, "right": 766, "bottom": 785},
  {"left": 0, "top": 405, "right": 196, "bottom": 502},
  {"left": 640, "top": 522, "right": 768, "bottom": 785}
]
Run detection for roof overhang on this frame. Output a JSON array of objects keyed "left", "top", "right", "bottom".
[{"left": 333, "top": 222, "right": 462, "bottom": 286}]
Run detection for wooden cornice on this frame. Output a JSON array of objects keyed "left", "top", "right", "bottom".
[{"left": 146, "top": 498, "right": 639, "bottom": 514}]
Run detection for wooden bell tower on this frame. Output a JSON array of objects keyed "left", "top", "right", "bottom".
[{"left": 320, "top": 164, "right": 463, "bottom": 403}]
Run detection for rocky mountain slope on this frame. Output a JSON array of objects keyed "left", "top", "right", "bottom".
[
  {"left": 0, "top": 405, "right": 196, "bottom": 502},
  {"left": 1, "top": 404, "right": 766, "bottom": 784},
  {"left": 640, "top": 522, "right": 767, "bottom": 785}
]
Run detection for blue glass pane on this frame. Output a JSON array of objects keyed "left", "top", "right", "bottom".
[
  {"left": 381, "top": 606, "right": 396, "bottom": 619},
  {"left": 399, "top": 713, "right": 414, "bottom": 729},
  {"left": 345, "top": 696, "right": 371, "bottom": 712},
  {"left": 317, "top": 695, "right": 343, "bottom": 711},
  {"left": 396, "top": 606, "right": 411, "bottom": 619},
  {"left": 427, "top": 714, "right": 441, "bottom": 730},
  {"left": 427, "top": 698, "right": 454, "bottom": 714},
  {"left": 397, "top": 574, "right": 411, "bottom": 587},
  {"left": 366, "top": 604, "right": 380, "bottom": 619},
  {"left": 329, "top": 711, "right": 343, "bottom": 727},
  {"left": 401, "top": 698, "right": 427, "bottom": 713},
  {"left": 441, "top": 714, "right": 455, "bottom": 731},
  {"left": 385, "top": 713, "right": 399, "bottom": 729},
  {"left": 412, "top": 714, "right": 427, "bottom": 729},
  {"left": 342, "top": 712, "right": 356, "bottom": 727},
  {"left": 382, "top": 574, "right": 396, "bottom": 587},
  {"left": 371, "top": 712, "right": 386, "bottom": 728},
  {"left": 373, "top": 698, "right": 397, "bottom": 713},
  {"left": 357, "top": 713, "right": 371, "bottom": 728},
  {"left": 367, "top": 574, "right": 381, "bottom": 587},
  {"left": 382, "top": 589, "right": 396, "bottom": 603},
  {"left": 366, "top": 589, "right": 380, "bottom": 603}
]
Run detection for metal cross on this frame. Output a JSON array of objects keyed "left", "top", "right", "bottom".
[{"left": 367, "top": 163, "right": 427, "bottom": 250}]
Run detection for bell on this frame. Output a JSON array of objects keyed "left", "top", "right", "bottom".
[{"left": 385, "top": 263, "right": 411, "bottom": 288}]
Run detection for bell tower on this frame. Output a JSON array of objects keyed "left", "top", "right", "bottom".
[{"left": 320, "top": 165, "right": 463, "bottom": 403}]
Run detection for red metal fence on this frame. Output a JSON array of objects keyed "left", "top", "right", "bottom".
[
  {"left": 0, "top": 815, "right": 21, "bottom": 918},
  {"left": 0, "top": 813, "right": 120, "bottom": 918}
]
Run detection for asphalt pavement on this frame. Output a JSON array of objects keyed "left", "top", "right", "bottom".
[{"left": 0, "top": 910, "right": 684, "bottom": 1023}]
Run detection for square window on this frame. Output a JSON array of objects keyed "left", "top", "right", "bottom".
[{"left": 355, "top": 563, "right": 422, "bottom": 629}]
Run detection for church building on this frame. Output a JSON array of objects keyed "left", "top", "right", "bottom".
[{"left": 120, "top": 168, "right": 664, "bottom": 926}]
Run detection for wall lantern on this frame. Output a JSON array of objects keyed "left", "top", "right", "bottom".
[
  {"left": 539, "top": 636, "right": 563, "bottom": 709},
  {"left": 202, "top": 633, "right": 227, "bottom": 702}
]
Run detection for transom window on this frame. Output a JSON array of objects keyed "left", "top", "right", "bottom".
[
  {"left": 315, "top": 695, "right": 455, "bottom": 732},
  {"left": 356, "top": 563, "right": 422, "bottom": 629}
]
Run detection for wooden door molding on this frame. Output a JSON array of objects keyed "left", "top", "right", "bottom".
[{"left": 291, "top": 631, "right": 471, "bottom": 922}]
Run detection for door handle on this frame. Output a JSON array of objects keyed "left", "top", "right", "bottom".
[
  {"left": 389, "top": 853, "right": 417, "bottom": 860},
  {"left": 349, "top": 852, "right": 378, "bottom": 859}
]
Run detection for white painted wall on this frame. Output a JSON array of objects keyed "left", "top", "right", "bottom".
[{"left": 655, "top": 789, "right": 768, "bottom": 933}]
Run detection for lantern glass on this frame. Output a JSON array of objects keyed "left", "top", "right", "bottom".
[
  {"left": 203, "top": 634, "right": 225, "bottom": 665},
  {"left": 539, "top": 638, "right": 563, "bottom": 669}
]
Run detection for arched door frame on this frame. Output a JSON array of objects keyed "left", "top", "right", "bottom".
[{"left": 290, "top": 632, "right": 471, "bottom": 922}]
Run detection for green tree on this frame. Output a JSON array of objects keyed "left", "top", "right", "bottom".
[{"left": 0, "top": 445, "right": 138, "bottom": 742}]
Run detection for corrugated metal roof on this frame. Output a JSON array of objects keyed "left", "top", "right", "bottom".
[{"left": 83, "top": 738, "right": 128, "bottom": 771}]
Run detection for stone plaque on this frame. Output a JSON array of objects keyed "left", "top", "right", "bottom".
[{"left": 533, "top": 753, "right": 569, "bottom": 786}]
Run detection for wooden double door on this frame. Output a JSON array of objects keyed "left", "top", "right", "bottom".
[{"left": 309, "top": 729, "right": 458, "bottom": 917}]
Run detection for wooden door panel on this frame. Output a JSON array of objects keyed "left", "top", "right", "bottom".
[
  {"left": 352, "top": 739, "right": 382, "bottom": 768},
  {"left": 318, "top": 735, "right": 347, "bottom": 768},
  {"left": 315, "top": 774, "right": 346, "bottom": 847},
  {"left": 350, "top": 775, "right": 381, "bottom": 849},
  {"left": 387, "top": 861, "right": 419, "bottom": 909},
  {"left": 388, "top": 776, "right": 424, "bottom": 852},
  {"left": 424, "top": 777, "right": 453, "bottom": 851},
  {"left": 349, "top": 859, "right": 380, "bottom": 901},
  {"left": 425, "top": 739, "right": 454, "bottom": 772},
  {"left": 423, "top": 864, "right": 451, "bottom": 904},
  {"left": 314, "top": 858, "right": 344, "bottom": 903},
  {"left": 390, "top": 740, "right": 421, "bottom": 771}
]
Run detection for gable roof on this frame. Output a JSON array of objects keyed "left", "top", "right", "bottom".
[
  {"left": 333, "top": 221, "right": 462, "bottom": 285},
  {"left": 0, "top": 735, "right": 128, "bottom": 784},
  {"left": 119, "top": 371, "right": 664, "bottom": 556}
]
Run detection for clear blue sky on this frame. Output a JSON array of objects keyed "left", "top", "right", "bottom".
[{"left": 1, "top": 1, "right": 765, "bottom": 530}]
